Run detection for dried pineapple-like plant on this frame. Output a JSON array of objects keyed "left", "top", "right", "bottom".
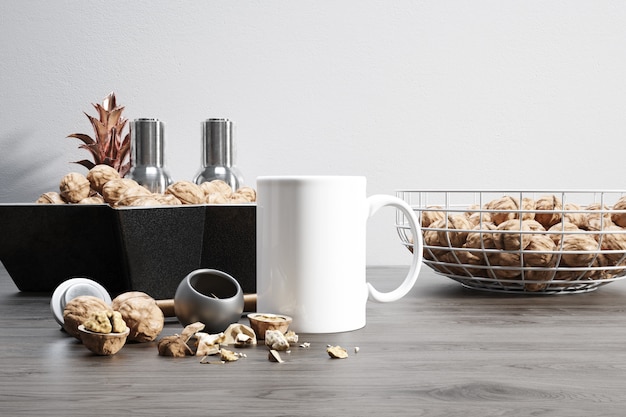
[{"left": 67, "top": 92, "right": 131, "bottom": 177}]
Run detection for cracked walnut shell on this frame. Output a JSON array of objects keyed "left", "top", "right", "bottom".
[{"left": 63, "top": 295, "right": 113, "bottom": 339}]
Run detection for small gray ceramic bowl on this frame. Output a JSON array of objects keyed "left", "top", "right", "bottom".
[{"left": 174, "top": 269, "right": 244, "bottom": 333}]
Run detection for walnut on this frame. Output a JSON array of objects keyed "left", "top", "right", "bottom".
[
  {"left": 59, "top": 172, "right": 91, "bottom": 203},
  {"left": 523, "top": 234, "right": 557, "bottom": 267},
  {"left": 487, "top": 252, "right": 521, "bottom": 279},
  {"left": 459, "top": 222, "right": 498, "bottom": 265},
  {"left": 110, "top": 311, "right": 127, "bottom": 333},
  {"left": 521, "top": 198, "right": 536, "bottom": 221},
  {"left": 523, "top": 268, "right": 557, "bottom": 292},
  {"left": 199, "top": 180, "right": 233, "bottom": 198},
  {"left": 421, "top": 206, "right": 446, "bottom": 228},
  {"left": 534, "top": 195, "right": 563, "bottom": 229},
  {"left": 612, "top": 196, "right": 626, "bottom": 227},
  {"left": 114, "top": 185, "right": 153, "bottom": 206},
  {"left": 524, "top": 220, "right": 546, "bottom": 232},
  {"left": 78, "top": 195, "right": 105, "bottom": 204},
  {"left": 82, "top": 310, "right": 127, "bottom": 334},
  {"left": 422, "top": 219, "right": 448, "bottom": 260},
  {"left": 493, "top": 219, "right": 533, "bottom": 251},
  {"left": 36, "top": 192, "right": 66, "bottom": 204},
  {"left": 165, "top": 181, "right": 205, "bottom": 205},
  {"left": 102, "top": 178, "right": 141, "bottom": 205},
  {"left": 234, "top": 186, "right": 256, "bottom": 202},
  {"left": 63, "top": 295, "right": 112, "bottom": 339},
  {"left": 467, "top": 210, "right": 492, "bottom": 228},
  {"left": 152, "top": 193, "right": 182, "bottom": 206},
  {"left": 563, "top": 203, "right": 588, "bottom": 229},
  {"left": 465, "top": 222, "right": 497, "bottom": 250},
  {"left": 559, "top": 234, "right": 599, "bottom": 267},
  {"left": 207, "top": 193, "right": 230, "bottom": 204},
  {"left": 111, "top": 292, "right": 164, "bottom": 342},
  {"left": 522, "top": 235, "right": 559, "bottom": 290},
  {"left": 86, "top": 164, "right": 121, "bottom": 194},
  {"left": 599, "top": 225, "right": 626, "bottom": 265},
  {"left": 485, "top": 196, "right": 519, "bottom": 225},
  {"left": 454, "top": 247, "right": 484, "bottom": 266},
  {"left": 437, "top": 215, "right": 471, "bottom": 248},
  {"left": 227, "top": 194, "right": 252, "bottom": 204},
  {"left": 83, "top": 310, "right": 113, "bottom": 333},
  {"left": 547, "top": 222, "right": 581, "bottom": 245},
  {"left": 585, "top": 203, "right": 614, "bottom": 231},
  {"left": 120, "top": 195, "right": 162, "bottom": 207}
]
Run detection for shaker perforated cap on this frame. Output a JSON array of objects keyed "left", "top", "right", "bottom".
[
  {"left": 202, "top": 118, "right": 235, "bottom": 167},
  {"left": 130, "top": 118, "right": 165, "bottom": 166}
]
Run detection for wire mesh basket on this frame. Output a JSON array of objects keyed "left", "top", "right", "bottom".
[{"left": 395, "top": 190, "right": 626, "bottom": 294}]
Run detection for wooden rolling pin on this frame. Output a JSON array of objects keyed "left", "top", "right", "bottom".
[{"left": 155, "top": 293, "right": 257, "bottom": 317}]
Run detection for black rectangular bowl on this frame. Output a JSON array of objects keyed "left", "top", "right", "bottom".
[{"left": 0, "top": 204, "right": 256, "bottom": 299}]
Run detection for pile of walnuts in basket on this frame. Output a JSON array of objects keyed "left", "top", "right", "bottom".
[
  {"left": 418, "top": 194, "right": 626, "bottom": 290},
  {"left": 36, "top": 165, "right": 256, "bottom": 207}
]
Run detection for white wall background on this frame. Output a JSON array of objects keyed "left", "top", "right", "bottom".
[{"left": 2, "top": 1, "right": 626, "bottom": 265}]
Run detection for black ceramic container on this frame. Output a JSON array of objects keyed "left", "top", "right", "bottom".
[{"left": 0, "top": 204, "right": 256, "bottom": 299}]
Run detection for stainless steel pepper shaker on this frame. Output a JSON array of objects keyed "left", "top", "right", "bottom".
[
  {"left": 193, "top": 118, "right": 244, "bottom": 190},
  {"left": 127, "top": 118, "right": 173, "bottom": 193}
]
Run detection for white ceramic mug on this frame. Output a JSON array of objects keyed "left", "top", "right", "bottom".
[{"left": 256, "top": 176, "right": 423, "bottom": 333}]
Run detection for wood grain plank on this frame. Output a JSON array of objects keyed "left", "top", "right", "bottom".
[{"left": 2, "top": 265, "right": 626, "bottom": 416}]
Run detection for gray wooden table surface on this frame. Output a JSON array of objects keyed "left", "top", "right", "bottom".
[{"left": 2, "top": 264, "right": 626, "bottom": 416}]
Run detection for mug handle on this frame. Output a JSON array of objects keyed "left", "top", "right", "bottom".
[{"left": 365, "top": 194, "right": 423, "bottom": 303}]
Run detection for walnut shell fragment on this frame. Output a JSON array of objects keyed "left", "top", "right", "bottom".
[
  {"left": 157, "top": 335, "right": 193, "bottom": 357},
  {"left": 79, "top": 325, "right": 129, "bottom": 356},
  {"left": 157, "top": 322, "right": 206, "bottom": 357},
  {"left": 219, "top": 348, "right": 239, "bottom": 362},
  {"left": 265, "top": 329, "right": 290, "bottom": 351},
  {"left": 268, "top": 349, "right": 284, "bottom": 363},
  {"left": 327, "top": 345, "right": 349, "bottom": 359},
  {"left": 112, "top": 292, "right": 164, "bottom": 342},
  {"left": 222, "top": 323, "right": 257, "bottom": 346},
  {"left": 193, "top": 331, "right": 225, "bottom": 356}
]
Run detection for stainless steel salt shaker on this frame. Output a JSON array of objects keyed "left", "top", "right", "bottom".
[
  {"left": 193, "top": 118, "right": 244, "bottom": 191},
  {"left": 127, "top": 118, "right": 173, "bottom": 193}
]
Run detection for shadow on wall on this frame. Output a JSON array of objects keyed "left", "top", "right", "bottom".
[{"left": 0, "top": 131, "right": 69, "bottom": 203}]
